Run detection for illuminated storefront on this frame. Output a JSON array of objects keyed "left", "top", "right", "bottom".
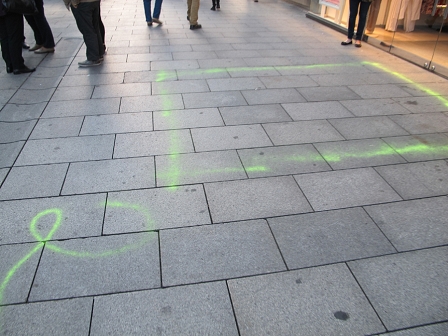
[{"left": 305, "top": 0, "right": 448, "bottom": 78}]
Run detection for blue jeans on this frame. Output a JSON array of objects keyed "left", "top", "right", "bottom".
[
  {"left": 143, "top": 0, "right": 163, "bottom": 22},
  {"left": 348, "top": 0, "right": 371, "bottom": 40}
]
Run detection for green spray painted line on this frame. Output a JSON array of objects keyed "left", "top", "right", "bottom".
[{"left": 364, "top": 62, "right": 448, "bottom": 107}]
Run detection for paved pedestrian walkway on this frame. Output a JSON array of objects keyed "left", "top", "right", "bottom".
[{"left": 1, "top": 0, "right": 448, "bottom": 334}]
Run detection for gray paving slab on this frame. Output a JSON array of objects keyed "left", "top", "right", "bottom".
[
  {"left": 295, "top": 168, "right": 402, "bottom": 211},
  {"left": 161, "top": 220, "right": 286, "bottom": 286},
  {"left": 30, "top": 116, "right": 83, "bottom": 139},
  {"left": 219, "top": 104, "right": 292, "bottom": 125},
  {"left": 0, "top": 141, "right": 24, "bottom": 168},
  {"left": 0, "top": 103, "right": 46, "bottom": 122},
  {"left": 382, "top": 134, "right": 448, "bottom": 162},
  {"left": 80, "top": 112, "right": 153, "bottom": 135},
  {"left": 127, "top": 52, "right": 173, "bottom": 62},
  {"left": 309, "top": 73, "right": 367, "bottom": 86},
  {"left": 156, "top": 150, "right": 246, "bottom": 186},
  {"left": 282, "top": 101, "right": 354, "bottom": 120},
  {"left": 314, "top": 138, "right": 407, "bottom": 169},
  {"left": 58, "top": 73, "right": 125, "bottom": 87},
  {"left": 20, "top": 76, "right": 62, "bottom": 90},
  {"left": 191, "top": 124, "right": 272, "bottom": 151},
  {"left": 383, "top": 323, "right": 448, "bottom": 336},
  {"left": 114, "top": 129, "right": 193, "bottom": 157},
  {"left": 29, "top": 232, "right": 159, "bottom": 301},
  {"left": 297, "top": 86, "right": 361, "bottom": 101},
  {"left": 329, "top": 116, "right": 410, "bottom": 140},
  {"left": 365, "top": 197, "right": 448, "bottom": 251},
  {"left": 9, "top": 88, "right": 55, "bottom": 104},
  {"left": 0, "top": 242, "right": 42, "bottom": 305},
  {"left": 91, "top": 82, "right": 152, "bottom": 99},
  {"left": 0, "top": 194, "right": 105, "bottom": 245},
  {"left": 207, "top": 77, "right": 265, "bottom": 91},
  {"left": 393, "top": 96, "right": 448, "bottom": 113},
  {"left": 228, "top": 264, "right": 386, "bottom": 336},
  {"left": 263, "top": 120, "right": 344, "bottom": 145},
  {"left": 0, "top": 163, "right": 68, "bottom": 200},
  {"left": 153, "top": 107, "right": 224, "bottom": 130},
  {"left": 151, "top": 60, "right": 199, "bottom": 71},
  {"left": 62, "top": 157, "right": 155, "bottom": 194},
  {"left": 388, "top": 113, "right": 448, "bottom": 134},
  {"left": 348, "top": 246, "right": 448, "bottom": 330},
  {"left": 205, "top": 176, "right": 313, "bottom": 223},
  {"left": 176, "top": 68, "right": 231, "bottom": 80},
  {"left": 0, "top": 120, "right": 37, "bottom": 144},
  {"left": 268, "top": 208, "right": 396, "bottom": 269},
  {"left": 104, "top": 185, "right": 210, "bottom": 232},
  {"left": 183, "top": 91, "right": 247, "bottom": 109},
  {"left": 198, "top": 58, "right": 247, "bottom": 69},
  {"left": 15, "top": 135, "right": 114, "bottom": 165},
  {"left": 0, "top": 297, "right": 92, "bottom": 336},
  {"left": 41, "top": 98, "right": 121, "bottom": 118},
  {"left": 120, "top": 94, "right": 184, "bottom": 112},
  {"left": 258, "top": 75, "right": 318, "bottom": 89},
  {"left": 238, "top": 144, "right": 331, "bottom": 178},
  {"left": 0, "top": 168, "right": 7, "bottom": 184},
  {"left": 91, "top": 282, "right": 239, "bottom": 335},
  {"left": 152, "top": 79, "right": 209, "bottom": 94},
  {"left": 242, "top": 88, "right": 306, "bottom": 105},
  {"left": 124, "top": 70, "right": 178, "bottom": 83},
  {"left": 340, "top": 98, "right": 411, "bottom": 117},
  {"left": 50, "top": 85, "right": 95, "bottom": 102},
  {"left": 348, "top": 84, "right": 413, "bottom": 99},
  {"left": 375, "top": 160, "right": 448, "bottom": 199}
]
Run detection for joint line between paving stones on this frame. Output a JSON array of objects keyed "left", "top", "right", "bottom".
[
  {"left": 266, "top": 220, "right": 289, "bottom": 271},
  {"left": 235, "top": 150, "right": 250, "bottom": 179},
  {"left": 369, "top": 320, "right": 448, "bottom": 335},
  {"left": 225, "top": 280, "right": 242, "bottom": 336},
  {"left": 101, "top": 193, "right": 109, "bottom": 236},
  {"left": 88, "top": 297, "right": 95, "bottom": 336},
  {"left": 362, "top": 206, "right": 399, "bottom": 253},
  {"left": 158, "top": 231, "right": 163, "bottom": 287},
  {"left": 25, "top": 243, "right": 45, "bottom": 303}
]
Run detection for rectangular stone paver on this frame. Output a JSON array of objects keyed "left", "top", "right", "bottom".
[
  {"left": 382, "top": 134, "right": 448, "bottom": 162},
  {"left": 205, "top": 176, "right": 313, "bottom": 223},
  {"left": 268, "top": 208, "right": 396, "bottom": 269},
  {"left": 41, "top": 98, "right": 121, "bottom": 118},
  {"left": 161, "top": 220, "right": 286, "bottom": 286},
  {"left": 282, "top": 101, "right": 354, "bottom": 120},
  {"left": 228, "top": 264, "right": 385, "bottom": 336},
  {"left": 0, "top": 141, "right": 24, "bottom": 168},
  {"left": 29, "top": 232, "right": 160, "bottom": 301},
  {"left": 348, "top": 246, "right": 448, "bottom": 330},
  {"left": 80, "top": 112, "right": 154, "bottom": 135},
  {"left": 0, "top": 298, "right": 92, "bottom": 336},
  {"left": 91, "top": 282, "right": 239, "bottom": 335},
  {"left": 219, "top": 104, "right": 292, "bottom": 125},
  {"left": 153, "top": 108, "right": 224, "bottom": 130},
  {"left": 294, "top": 168, "right": 402, "bottom": 211},
  {"left": 104, "top": 185, "right": 210, "bottom": 232}
]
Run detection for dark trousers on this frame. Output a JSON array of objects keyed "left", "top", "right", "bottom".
[
  {"left": 24, "top": 0, "right": 55, "bottom": 48},
  {"left": 71, "top": 1, "right": 103, "bottom": 61},
  {"left": 212, "top": 0, "right": 220, "bottom": 7},
  {"left": 348, "top": 0, "right": 371, "bottom": 40},
  {"left": 0, "top": 12, "right": 25, "bottom": 70}
]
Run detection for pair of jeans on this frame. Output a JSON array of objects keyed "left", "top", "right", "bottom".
[
  {"left": 71, "top": 1, "right": 103, "bottom": 61},
  {"left": 24, "top": 0, "right": 55, "bottom": 48},
  {"left": 143, "top": 0, "right": 163, "bottom": 22},
  {"left": 0, "top": 12, "right": 25, "bottom": 70},
  {"left": 187, "top": 0, "right": 200, "bottom": 25},
  {"left": 347, "top": 0, "right": 371, "bottom": 40}
]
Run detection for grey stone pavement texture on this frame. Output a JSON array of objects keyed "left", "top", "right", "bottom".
[{"left": 0, "top": 0, "right": 448, "bottom": 334}]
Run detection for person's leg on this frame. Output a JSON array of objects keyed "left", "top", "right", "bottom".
[
  {"left": 187, "top": 0, "right": 192, "bottom": 21},
  {"left": 143, "top": 0, "right": 152, "bottom": 22},
  {"left": 0, "top": 16, "right": 13, "bottom": 71},
  {"left": 30, "top": 0, "right": 55, "bottom": 48},
  {"left": 211, "top": 0, "right": 216, "bottom": 10},
  {"left": 347, "top": 0, "right": 361, "bottom": 40},
  {"left": 4, "top": 13, "right": 27, "bottom": 71},
  {"left": 24, "top": 14, "right": 43, "bottom": 47},
  {"left": 98, "top": 5, "right": 106, "bottom": 54},
  {"left": 189, "top": 0, "right": 200, "bottom": 25},
  {"left": 71, "top": 2, "right": 101, "bottom": 62},
  {"left": 355, "top": 1, "right": 372, "bottom": 40},
  {"left": 91, "top": 2, "right": 103, "bottom": 58},
  {"left": 153, "top": 0, "right": 163, "bottom": 19}
]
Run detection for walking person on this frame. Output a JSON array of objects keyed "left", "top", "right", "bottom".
[
  {"left": 143, "top": 0, "right": 163, "bottom": 26},
  {"left": 341, "top": 0, "right": 372, "bottom": 47},
  {"left": 211, "top": 0, "right": 220, "bottom": 10},
  {"left": 25, "top": 0, "right": 56, "bottom": 53},
  {"left": 0, "top": 2, "right": 35, "bottom": 74},
  {"left": 187, "top": 0, "right": 201, "bottom": 29},
  {"left": 63, "top": 0, "right": 105, "bottom": 67}
]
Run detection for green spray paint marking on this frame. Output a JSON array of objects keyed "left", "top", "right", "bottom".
[{"left": 0, "top": 202, "right": 154, "bottom": 323}]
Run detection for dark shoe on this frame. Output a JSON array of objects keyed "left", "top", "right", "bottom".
[
  {"left": 152, "top": 18, "right": 163, "bottom": 24},
  {"left": 355, "top": 40, "right": 362, "bottom": 48},
  {"left": 6, "top": 66, "right": 13, "bottom": 73},
  {"left": 217, "top": 4, "right": 220, "bottom": 8},
  {"left": 190, "top": 24, "right": 202, "bottom": 30},
  {"left": 211, "top": 6, "right": 216, "bottom": 10},
  {"left": 22, "top": 42, "right": 30, "bottom": 49},
  {"left": 78, "top": 60, "right": 102, "bottom": 67},
  {"left": 34, "top": 47, "right": 55, "bottom": 54},
  {"left": 147, "top": 21, "right": 153, "bottom": 26},
  {"left": 341, "top": 40, "right": 352, "bottom": 45},
  {"left": 29, "top": 44, "right": 43, "bottom": 52},
  {"left": 13, "top": 66, "right": 35, "bottom": 75}
]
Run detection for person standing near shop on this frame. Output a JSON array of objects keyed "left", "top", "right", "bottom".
[
  {"left": 0, "top": 2, "right": 35, "bottom": 74},
  {"left": 187, "top": 0, "right": 201, "bottom": 29},
  {"left": 25, "top": 0, "right": 56, "bottom": 53},
  {"left": 143, "top": 0, "right": 163, "bottom": 26},
  {"left": 341, "top": 0, "right": 372, "bottom": 47},
  {"left": 63, "top": 0, "right": 105, "bottom": 67}
]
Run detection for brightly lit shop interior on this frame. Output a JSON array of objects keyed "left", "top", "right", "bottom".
[{"left": 309, "top": 0, "right": 448, "bottom": 77}]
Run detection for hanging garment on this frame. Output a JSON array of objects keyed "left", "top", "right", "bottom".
[{"left": 385, "top": 0, "right": 422, "bottom": 31}]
